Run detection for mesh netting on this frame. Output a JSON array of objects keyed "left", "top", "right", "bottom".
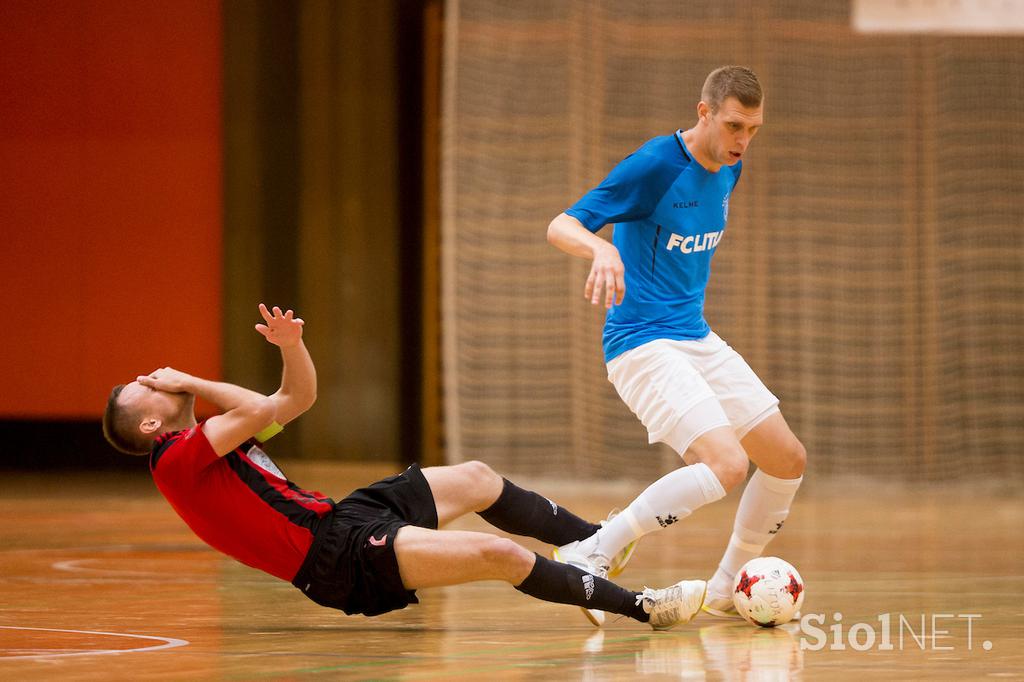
[{"left": 441, "top": 0, "right": 1024, "bottom": 482}]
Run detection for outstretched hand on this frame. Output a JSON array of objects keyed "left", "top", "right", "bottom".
[{"left": 255, "top": 303, "right": 304, "bottom": 348}]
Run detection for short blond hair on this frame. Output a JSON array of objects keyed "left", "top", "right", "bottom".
[{"left": 701, "top": 66, "right": 763, "bottom": 113}]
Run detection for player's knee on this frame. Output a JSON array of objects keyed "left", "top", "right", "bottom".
[
  {"left": 710, "top": 450, "right": 750, "bottom": 491},
  {"left": 459, "top": 459, "right": 499, "bottom": 487},
  {"left": 458, "top": 460, "right": 503, "bottom": 508},
  {"left": 782, "top": 438, "right": 807, "bottom": 478},
  {"left": 480, "top": 537, "right": 532, "bottom": 579}
]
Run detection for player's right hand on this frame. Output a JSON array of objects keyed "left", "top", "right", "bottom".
[
  {"left": 137, "top": 367, "right": 195, "bottom": 393},
  {"left": 255, "top": 303, "right": 304, "bottom": 348},
  {"left": 585, "top": 243, "right": 626, "bottom": 308}
]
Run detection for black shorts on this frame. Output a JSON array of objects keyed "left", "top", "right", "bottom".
[{"left": 291, "top": 464, "right": 438, "bottom": 616}]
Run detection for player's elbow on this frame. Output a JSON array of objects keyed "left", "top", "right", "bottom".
[
  {"left": 268, "top": 389, "right": 316, "bottom": 426},
  {"left": 546, "top": 213, "right": 566, "bottom": 246},
  {"left": 546, "top": 219, "right": 557, "bottom": 245},
  {"left": 298, "top": 391, "right": 317, "bottom": 414},
  {"left": 247, "top": 396, "right": 277, "bottom": 428},
  {"left": 293, "top": 384, "right": 317, "bottom": 412}
]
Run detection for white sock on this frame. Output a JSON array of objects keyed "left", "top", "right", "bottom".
[
  {"left": 707, "top": 468, "right": 802, "bottom": 598},
  {"left": 578, "top": 462, "right": 726, "bottom": 559}
]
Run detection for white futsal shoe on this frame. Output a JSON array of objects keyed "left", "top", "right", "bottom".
[
  {"left": 702, "top": 591, "right": 801, "bottom": 622},
  {"left": 641, "top": 579, "right": 708, "bottom": 631},
  {"left": 701, "top": 592, "right": 747, "bottom": 619},
  {"left": 552, "top": 542, "right": 611, "bottom": 627}
]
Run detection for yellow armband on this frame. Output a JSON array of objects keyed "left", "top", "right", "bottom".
[{"left": 254, "top": 421, "right": 284, "bottom": 443}]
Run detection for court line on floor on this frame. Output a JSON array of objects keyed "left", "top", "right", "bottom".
[
  {"left": 0, "top": 626, "right": 189, "bottom": 661},
  {"left": 52, "top": 559, "right": 174, "bottom": 578},
  {"left": 39, "top": 557, "right": 276, "bottom": 586},
  {"left": 0, "top": 554, "right": 267, "bottom": 586},
  {"left": 1, "top": 544, "right": 206, "bottom": 555}
]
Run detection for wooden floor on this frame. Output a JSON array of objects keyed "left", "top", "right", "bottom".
[{"left": 1, "top": 462, "right": 1021, "bottom": 680}]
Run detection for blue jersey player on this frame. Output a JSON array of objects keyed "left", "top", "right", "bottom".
[{"left": 547, "top": 66, "right": 807, "bottom": 624}]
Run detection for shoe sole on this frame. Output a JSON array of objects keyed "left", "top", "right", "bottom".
[
  {"left": 701, "top": 603, "right": 744, "bottom": 619},
  {"left": 606, "top": 539, "right": 637, "bottom": 579},
  {"left": 551, "top": 547, "right": 605, "bottom": 627}
]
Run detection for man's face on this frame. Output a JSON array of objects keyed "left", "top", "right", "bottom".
[
  {"left": 704, "top": 97, "right": 763, "bottom": 167},
  {"left": 118, "top": 380, "right": 194, "bottom": 430}
]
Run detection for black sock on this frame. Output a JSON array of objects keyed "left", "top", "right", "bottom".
[
  {"left": 514, "top": 553, "right": 649, "bottom": 622},
  {"left": 478, "top": 478, "right": 601, "bottom": 545}
]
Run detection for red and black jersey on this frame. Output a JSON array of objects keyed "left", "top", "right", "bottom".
[{"left": 149, "top": 422, "right": 334, "bottom": 582}]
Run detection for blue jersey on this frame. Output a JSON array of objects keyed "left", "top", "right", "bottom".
[{"left": 566, "top": 131, "right": 741, "bottom": 362}]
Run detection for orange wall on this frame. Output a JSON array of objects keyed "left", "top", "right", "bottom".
[{"left": 0, "top": 1, "right": 223, "bottom": 418}]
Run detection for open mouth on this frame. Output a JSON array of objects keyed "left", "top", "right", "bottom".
[{"left": 729, "top": 151, "right": 742, "bottom": 159}]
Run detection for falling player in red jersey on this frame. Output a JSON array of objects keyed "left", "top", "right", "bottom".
[{"left": 102, "top": 303, "right": 706, "bottom": 628}]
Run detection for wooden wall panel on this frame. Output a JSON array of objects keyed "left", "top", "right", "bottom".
[
  {"left": 224, "top": 1, "right": 404, "bottom": 461},
  {"left": 0, "top": 1, "right": 223, "bottom": 419}
]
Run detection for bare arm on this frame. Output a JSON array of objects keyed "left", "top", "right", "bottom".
[
  {"left": 255, "top": 303, "right": 316, "bottom": 426},
  {"left": 136, "top": 368, "right": 275, "bottom": 457},
  {"left": 546, "top": 212, "right": 625, "bottom": 308}
]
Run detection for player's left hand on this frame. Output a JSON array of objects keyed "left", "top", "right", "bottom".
[{"left": 255, "top": 303, "right": 304, "bottom": 348}]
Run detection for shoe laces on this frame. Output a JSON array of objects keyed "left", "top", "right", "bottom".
[{"left": 636, "top": 586, "right": 655, "bottom": 612}]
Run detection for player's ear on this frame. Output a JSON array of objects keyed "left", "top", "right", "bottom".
[
  {"left": 697, "top": 101, "right": 711, "bottom": 124},
  {"left": 139, "top": 417, "right": 162, "bottom": 435}
]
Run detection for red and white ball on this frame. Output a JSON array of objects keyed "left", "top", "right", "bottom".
[{"left": 732, "top": 556, "right": 805, "bottom": 627}]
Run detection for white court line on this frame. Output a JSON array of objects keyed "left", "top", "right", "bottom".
[
  {"left": 51, "top": 559, "right": 170, "bottom": 578},
  {"left": 2, "top": 544, "right": 206, "bottom": 555},
  {"left": 0, "top": 626, "right": 189, "bottom": 661},
  {"left": 40, "top": 558, "right": 271, "bottom": 586}
]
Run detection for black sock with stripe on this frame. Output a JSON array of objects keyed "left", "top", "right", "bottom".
[
  {"left": 514, "top": 553, "right": 649, "bottom": 622},
  {"left": 478, "top": 478, "right": 601, "bottom": 545}
]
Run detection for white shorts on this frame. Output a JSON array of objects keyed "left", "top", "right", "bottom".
[{"left": 606, "top": 333, "right": 780, "bottom": 455}]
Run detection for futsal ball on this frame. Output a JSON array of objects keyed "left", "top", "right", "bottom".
[{"left": 732, "top": 556, "right": 805, "bottom": 628}]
